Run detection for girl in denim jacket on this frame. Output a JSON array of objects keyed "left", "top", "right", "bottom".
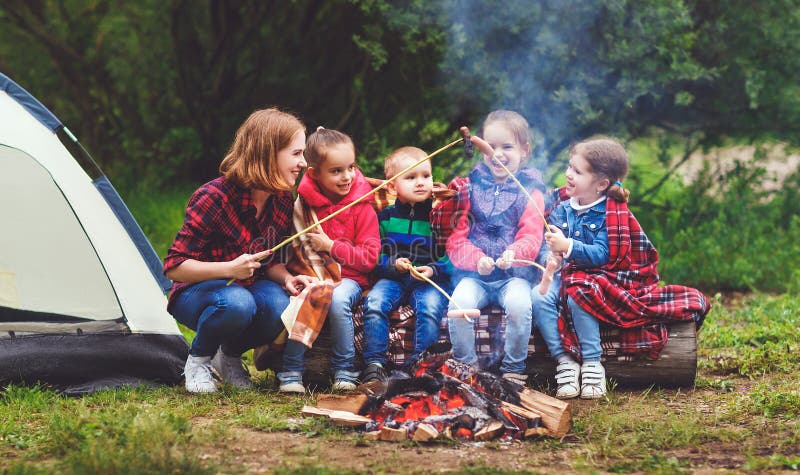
[{"left": 532, "top": 137, "right": 629, "bottom": 400}]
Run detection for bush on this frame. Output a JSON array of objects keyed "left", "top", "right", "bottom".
[{"left": 637, "top": 157, "right": 800, "bottom": 292}]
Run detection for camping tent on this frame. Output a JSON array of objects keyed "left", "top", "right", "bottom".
[{"left": 0, "top": 73, "right": 188, "bottom": 393}]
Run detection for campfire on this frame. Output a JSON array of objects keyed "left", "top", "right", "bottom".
[{"left": 302, "top": 344, "right": 571, "bottom": 442}]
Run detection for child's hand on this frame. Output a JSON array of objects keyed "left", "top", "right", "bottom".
[
  {"left": 477, "top": 256, "right": 495, "bottom": 275},
  {"left": 495, "top": 249, "right": 515, "bottom": 270},
  {"left": 306, "top": 229, "right": 334, "bottom": 253},
  {"left": 545, "top": 227, "right": 570, "bottom": 254},
  {"left": 394, "top": 257, "right": 411, "bottom": 273},
  {"left": 228, "top": 253, "right": 262, "bottom": 280},
  {"left": 410, "top": 266, "right": 434, "bottom": 280},
  {"left": 284, "top": 274, "right": 318, "bottom": 296}
]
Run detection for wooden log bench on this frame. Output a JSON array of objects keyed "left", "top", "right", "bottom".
[{"left": 255, "top": 305, "right": 698, "bottom": 389}]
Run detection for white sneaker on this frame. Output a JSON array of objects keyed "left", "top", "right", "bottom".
[
  {"left": 502, "top": 372, "right": 528, "bottom": 386},
  {"left": 580, "top": 361, "right": 607, "bottom": 399},
  {"left": 211, "top": 348, "right": 253, "bottom": 389},
  {"left": 277, "top": 371, "right": 305, "bottom": 394},
  {"left": 184, "top": 355, "right": 217, "bottom": 393},
  {"left": 331, "top": 370, "right": 359, "bottom": 392},
  {"left": 555, "top": 360, "right": 581, "bottom": 399}
]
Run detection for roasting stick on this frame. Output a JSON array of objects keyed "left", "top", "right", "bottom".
[
  {"left": 226, "top": 137, "right": 465, "bottom": 286},
  {"left": 467, "top": 133, "right": 558, "bottom": 294},
  {"left": 407, "top": 266, "right": 481, "bottom": 322},
  {"left": 508, "top": 259, "right": 547, "bottom": 273}
]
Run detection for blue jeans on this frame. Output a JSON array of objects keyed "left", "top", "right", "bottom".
[
  {"left": 282, "top": 278, "right": 361, "bottom": 373},
  {"left": 447, "top": 277, "right": 532, "bottom": 374},
  {"left": 532, "top": 273, "right": 602, "bottom": 361},
  {"left": 362, "top": 277, "right": 449, "bottom": 366},
  {"left": 170, "top": 279, "right": 289, "bottom": 357}
]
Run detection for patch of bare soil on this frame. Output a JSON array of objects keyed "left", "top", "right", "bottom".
[{"left": 197, "top": 425, "right": 578, "bottom": 474}]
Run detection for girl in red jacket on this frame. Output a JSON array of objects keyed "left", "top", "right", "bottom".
[{"left": 277, "top": 127, "right": 380, "bottom": 393}]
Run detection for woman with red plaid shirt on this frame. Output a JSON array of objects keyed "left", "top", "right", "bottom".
[{"left": 164, "top": 109, "right": 317, "bottom": 393}]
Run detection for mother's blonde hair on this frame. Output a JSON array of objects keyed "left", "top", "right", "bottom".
[{"left": 219, "top": 108, "right": 305, "bottom": 192}]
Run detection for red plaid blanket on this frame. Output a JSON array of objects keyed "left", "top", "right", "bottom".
[{"left": 557, "top": 198, "right": 710, "bottom": 359}]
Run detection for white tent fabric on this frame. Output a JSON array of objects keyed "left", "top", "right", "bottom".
[
  {"left": 0, "top": 73, "right": 187, "bottom": 392},
  {"left": 0, "top": 92, "right": 175, "bottom": 332}
]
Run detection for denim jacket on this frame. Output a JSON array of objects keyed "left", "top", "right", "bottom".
[{"left": 548, "top": 198, "right": 609, "bottom": 268}]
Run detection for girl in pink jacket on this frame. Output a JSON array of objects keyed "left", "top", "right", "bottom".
[{"left": 277, "top": 127, "right": 380, "bottom": 393}]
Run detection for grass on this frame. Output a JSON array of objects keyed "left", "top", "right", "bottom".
[{"left": 1, "top": 292, "right": 798, "bottom": 473}]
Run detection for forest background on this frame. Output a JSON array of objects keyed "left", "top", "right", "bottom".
[{"left": 2, "top": 0, "right": 800, "bottom": 292}]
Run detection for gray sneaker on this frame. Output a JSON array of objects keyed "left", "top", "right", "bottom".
[{"left": 211, "top": 349, "right": 254, "bottom": 389}]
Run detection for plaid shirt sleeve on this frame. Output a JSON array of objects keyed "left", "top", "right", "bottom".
[{"left": 163, "top": 185, "right": 225, "bottom": 273}]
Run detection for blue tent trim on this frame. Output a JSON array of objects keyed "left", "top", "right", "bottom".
[
  {"left": 0, "top": 73, "right": 61, "bottom": 132},
  {"left": 93, "top": 176, "right": 173, "bottom": 293}
]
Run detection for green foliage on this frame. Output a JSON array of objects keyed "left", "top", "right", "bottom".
[
  {"left": 633, "top": 144, "right": 800, "bottom": 292},
  {"left": 3, "top": 0, "right": 800, "bottom": 189}
]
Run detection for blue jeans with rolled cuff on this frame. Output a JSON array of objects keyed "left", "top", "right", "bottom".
[
  {"left": 447, "top": 276, "right": 532, "bottom": 374},
  {"left": 170, "top": 279, "right": 289, "bottom": 357},
  {"left": 362, "top": 277, "right": 449, "bottom": 367},
  {"left": 282, "top": 278, "right": 361, "bottom": 375}
]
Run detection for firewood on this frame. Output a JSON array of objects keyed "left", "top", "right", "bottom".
[
  {"left": 378, "top": 426, "right": 407, "bottom": 442},
  {"left": 300, "top": 405, "right": 371, "bottom": 426},
  {"left": 517, "top": 388, "right": 572, "bottom": 437},
  {"left": 500, "top": 401, "right": 543, "bottom": 423},
  {"left": 524, "top": 427, "right": 550, "bottom": 438},
  {"left": 412, "top": 423, "right": 439, "bottom": 442},
  {"left": 474, "top": 420, "right": 504, "bottom": 441},
  {"left": 316, "top": 393, "right": 368, "bottom": 414},
  {"left": 328, "top": 410, "right": 372, "bottom": 427},
  {"left": 301, "top": 405, "right": 333, "bottom": 418},
  {"left": 364, "top": 430, "right": 382, "bottom": 441}
]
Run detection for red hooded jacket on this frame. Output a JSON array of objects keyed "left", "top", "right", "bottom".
[{"left": 296, "top": 168, "right": 380, "bottom": 287}]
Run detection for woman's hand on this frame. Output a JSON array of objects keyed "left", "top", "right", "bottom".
[
  {"left": 477, "top": 256, "right": 495, "bottom": 275},
  {"left": 228, "top": 253, "right": 263, "bottom": 280},
  {"left": 306, "top": 229, "right": 334, "bottom": 253},
  {"left": 410, "top": 266, "right": 434, "bottom": 280},
  {"left": 495, "top": 249, "right": 515, "bottom": 270},
  {"left": 284, "top": 274, "right": 318, "bottom": 296},
  {"left": 545, "top": 227, "right": 570, "bottom": 254},
  {"left": 394, "top": 257, "right": 412, "bottom": 273}
]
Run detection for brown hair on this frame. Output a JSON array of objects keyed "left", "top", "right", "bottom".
[
  {"left": 219, "top": 108, "right": 305, "bottom": 192},
  {"left": 305, "top": 127, "right": 355, "bottom": 169},
  {"left": 383, "top": 146, "right": 427, "bottom": 178},
  {"left": 480, "top": 109, "right": 533, "bottom": 163},
  {"left": 570, "top": 137, "right": 631, "bottom": 202}
]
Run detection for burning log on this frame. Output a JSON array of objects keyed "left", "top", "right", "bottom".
[
  {"left": 442, "top": 359, "right": 571, "bottom": 437},
  {"left": 300, "top": 343, "right": 569, "bottom": 442}
]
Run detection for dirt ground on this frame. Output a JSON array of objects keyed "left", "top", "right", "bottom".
[{"left": 192, "top": 389, "right": 774, "bottom": 474}]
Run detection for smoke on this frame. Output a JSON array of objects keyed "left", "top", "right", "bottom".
[{"left": 435, "top": 0, "right": 608, "bottom": 170}]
